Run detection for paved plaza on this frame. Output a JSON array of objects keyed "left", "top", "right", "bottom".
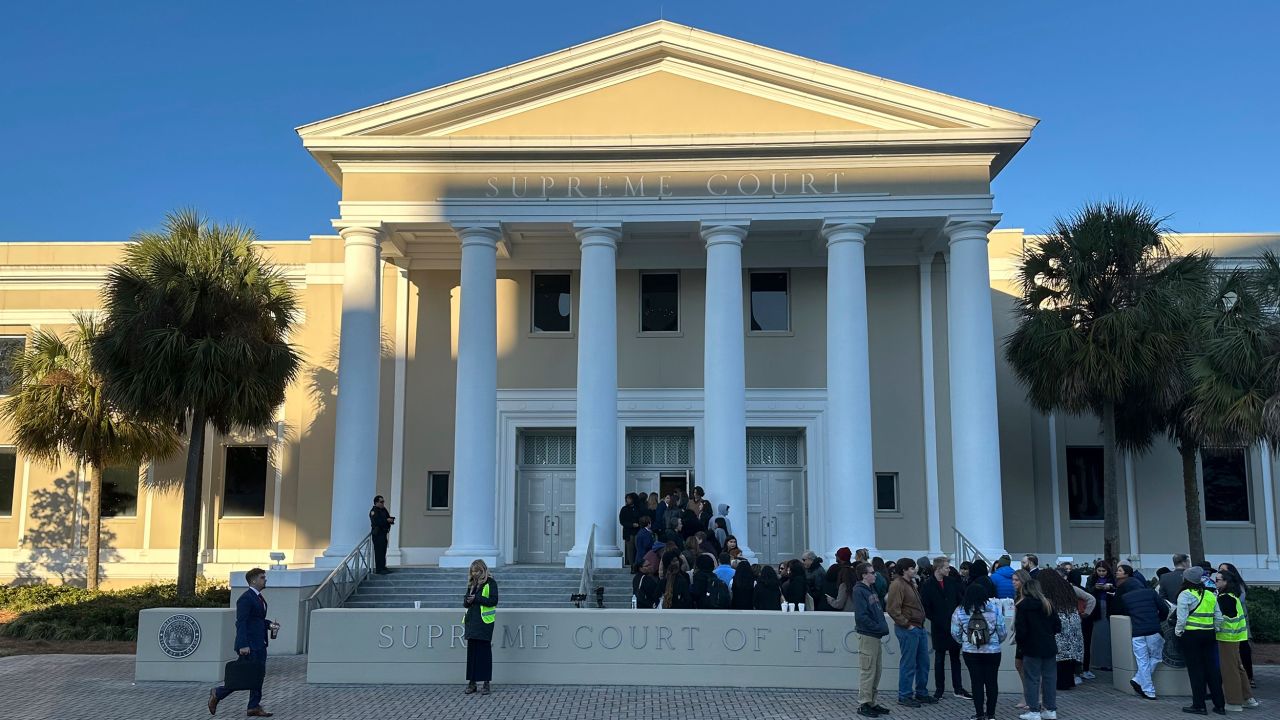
[{"left": 0, "top": 653, "right": 1274, "bottom": 720}]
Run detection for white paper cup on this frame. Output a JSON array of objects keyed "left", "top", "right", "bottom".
[{"left": 414, "top": 600, "right": 421, "bottom": 609}]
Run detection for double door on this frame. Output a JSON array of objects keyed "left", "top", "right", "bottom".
[
  {"left": 746, "top": 469, "right": 805, "bottom": 565},
  {"left": 514, "top": 470, "right": 575, "bottom": 564}
]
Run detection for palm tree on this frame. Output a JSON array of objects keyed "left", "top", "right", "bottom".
[
  {"left": 90, "top": 210, "right": 302, "bottom": 598},
  {"left": 0, "top": 316, "right": 180, "bottom": 590},
  {"left": 1005, "top": 201, "right": 1211, "bottom": 565}
]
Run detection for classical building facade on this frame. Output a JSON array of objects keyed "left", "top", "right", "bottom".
[{"left": 1, "top": 22, "right": 1277, "bottom": 583}]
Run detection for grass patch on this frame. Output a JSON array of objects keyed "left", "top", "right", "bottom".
[{"left": 0, "top": 580, "right": 230, "bottom": 642}]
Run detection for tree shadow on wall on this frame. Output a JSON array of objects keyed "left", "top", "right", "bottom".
[{"left": 13, "top": 470, "right": 121, "bottom": 587}]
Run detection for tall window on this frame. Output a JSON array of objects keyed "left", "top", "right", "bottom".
[
  {"left": 0, "top": 448, "right": 16, "bottom": 516},
  {"left": 1066, "top": 446, "right": 1104, "bottom": 521},
  {"left": 100, "top": 464, "right": 140, "bottom": 518},
  {"left": 1202, "top": 447, "right": 1250, "bottom": 522},
  {"left": 531, "top": 273, "right": 571, "bottom": 333},
  {"left": 428, "top": 471, "right": 450, "bottom": 511},
  {"left": 0, "top": 336, "right": 26, "bottom": 395},
  {"left": 640, "top": 272, "right": 679, "bottom": 333},
  {"left": 875, "top": 472, "right": 899, "bottom": 513},
  {"left": 749, "top": 271, "right": 789, "bottom": 332},
  {"left": 222, "top": 446, "right": 268, "bottom": 517}
]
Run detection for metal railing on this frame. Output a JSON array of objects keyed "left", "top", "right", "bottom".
[
  {"left": 952, "top": 526, "right": 990, "bottom": 566},
  {"left": 300, "top": 533, "right": 374, "bottom": 651},
  {"left": 575, "top": 523, "right": 597, "bottom": 608}
]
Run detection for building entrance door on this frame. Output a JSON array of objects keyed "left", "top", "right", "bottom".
[
  {"left": 745, "top": 432, "right": 807, "bottom": 565},
  {"left": 514, "top": 432, "right": 576, "bottom": 564}
]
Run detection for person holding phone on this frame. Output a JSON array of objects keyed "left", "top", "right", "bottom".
[
  {"left": 463, "top": 559, "right": 499, "bottom": 695},
  {"left": 369, "top": 495, "right": 395, "bottom": 574}
]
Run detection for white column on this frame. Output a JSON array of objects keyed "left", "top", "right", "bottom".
[
  {"left": 918, "top": 253, "right": 942, "bottom": 556},
  {"left": 319, "top": 226, "right": 383, "bottom": 565},
  {"left": 440, "top": 225, "right": 502, "bottom": 567},
  {"left": 1124, "top": 450, "right": 1140, "bottom": 562},
  {"left": 945, "top": 217, "right": 1006, "bottom": 559},
  {"left": 821, "top": 220, "right": 877, "bottom": 557},
  {"left": 1260, "top": 441, "right": 1278, "bottom": 568},
  {"left": 568, "top": 224, "right": 623, "bottom": 568},
  {"left": 387, "top": 267, "right": 410, "bottom": 567},
  {"left": 1048, "top": 412, "right": 1063, "bottom": 555},
  {"left": 701, "top": 222, "right": 755, "bottom": 561}
]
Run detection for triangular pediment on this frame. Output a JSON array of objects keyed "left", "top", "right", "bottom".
[{"left": 299, "top": 21, "right": 1037, "bottom": 142}]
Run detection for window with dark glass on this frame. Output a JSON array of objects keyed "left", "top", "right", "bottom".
[
  {"left": 875, "top": 472, "right": 898, "bottom": 512},
  {"left": 1066, "top": 446, "right": 1104, "bottom": 521},
  {"left": 749, "top": 271, "right": 789, "bottom": 332},
  {"left": 428, "top": 471, "right": 450, "bottom": 510},
  {"left": 0, "top": 336, "right": 27, "bottom": 395},
  {"left": 531, "top": 273, "right": 571, "bottom": 333},
  {"left": 640, "top": 272, "right": 679, "bottom": 333},
  {"left": 1202, "top": 447, "right": 1250, "bottom": 522},
  {"left": 101, "top": 464, "right": 140, "bottom": 518},
  {"left": 222, "top": 446, "right": 268, "bottom": 517},
  {"left": 0, "top": 448, "right": 15, "bottom": 516}
]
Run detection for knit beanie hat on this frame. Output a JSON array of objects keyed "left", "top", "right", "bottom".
[
  {"left": 1183, "top": 567, "right": 1204, "bottom": 583},
  {"left": 836, "top": 547, "right": 852, "bottom": 562}
]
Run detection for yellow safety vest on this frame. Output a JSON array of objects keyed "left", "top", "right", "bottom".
[
  {"left": 1216, "top": 592, "right": 1246, "bottom": 643},
  {"left": 1185, "top": 588, "right": 1217, "bottom": 632},
  {"left": 463, "top": 582, "right": 496, "bottom": 625}
]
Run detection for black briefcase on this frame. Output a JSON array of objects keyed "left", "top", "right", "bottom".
[{"left": 223, "top": 657, "right": 265, "bottom": 691}]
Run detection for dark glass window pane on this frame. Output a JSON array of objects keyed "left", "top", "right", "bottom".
[
  {"left": 875, "top": 473, "right": 897, "bottom": 512},
  {"left": 1203, "top": 448, "right": 1249, "bottom": 522},
  {"left": 640, "top": 273, "right": 679, "bottom": 332},
  {"left": 749, "top": 272, "right": 789, "bottom": 331},
  {"left": 532, "top": 274, "right": 571, "bottom": 332},
  {"left": 0, "top": 449, "right": 15, "bottom": 516},
  {"left": 223, "top": 446, "right": 268, "bottom": 517},
  {"left": 429, "top": 472, "right": 450, "bottom": 510},
  {"left": 101, "top": 464, "right": 139, "bottom": 518},
  {"left": 1066, "top": 446, "right": 1104, "bottom": 520},
  {"left": 0, "top": 337, "right": 26, "bottom": 395}
]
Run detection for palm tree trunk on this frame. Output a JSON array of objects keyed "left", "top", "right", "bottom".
[
  {"left": 86, "top": 464, "right": 102, "bottom": 591},
  {"left": 1101, "top": 401, "right": 1121, "bottom": 566},
  {"left": 1179, "top": 436, "right": 1206, "bottom": 564},
  {"left": 177, "top": 409, "right": 206, "bottom": 599}
]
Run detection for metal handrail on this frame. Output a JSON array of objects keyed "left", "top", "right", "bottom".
[
  {"left": 300, "top": 533, "right": 374, "bottom": 651},
  {"left": 952, "top": 526, "right": 989, "bottom": 566},
  {"left": 576, "top": 523, "right": 597, "bottom": 607}
]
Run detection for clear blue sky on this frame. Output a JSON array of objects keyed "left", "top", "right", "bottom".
[{"left": 2, "top": 2, "right": 1276, "bottom": 240}]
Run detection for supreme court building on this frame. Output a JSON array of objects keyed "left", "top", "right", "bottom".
[{"left": 2, "top": 22, "right": 1278, "bottom": 584}]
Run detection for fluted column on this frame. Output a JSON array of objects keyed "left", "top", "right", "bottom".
[
  {"left": 319, "top": 226, "right": 383, "bottom": 564},
  {"left": 945, "top": 217, "right": 1006, "bottom": 558},
  {"left": 568, "top": 224, "right": 623, "bottom": 568},
  {"left": 821, "top": 220, "right": 877, "bottom": 557},
  {"left": 440, "top": 225, "right": 502, "bottom": 567},
  {"left": 701, "top": 222, "right": 755, "bottom": 561}
]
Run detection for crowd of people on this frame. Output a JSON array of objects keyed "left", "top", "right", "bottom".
[{"left": 620, "top": 494, "right": 1263, "bottom": 719}]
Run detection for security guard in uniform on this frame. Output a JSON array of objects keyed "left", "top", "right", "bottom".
[{"left": 369, "top": 495, "right": 394, "bottom": 574}]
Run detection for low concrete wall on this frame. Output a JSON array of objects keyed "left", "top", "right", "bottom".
[
  {"left": 135, "top": 608, "right": 236, "bottom": 682},
  {"left": 229, "top": 568, "right": 328, "bottom": 655},
  {"left": 1109, "top": 615, "right": 1191, "bottom": 696},
  {"left": 308, "top": 608, "right": 1022, "bottom": 689}
]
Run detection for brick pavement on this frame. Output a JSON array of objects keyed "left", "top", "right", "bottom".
[{"left": 0, "top": 653, "right": 1273, "bottom": 720}]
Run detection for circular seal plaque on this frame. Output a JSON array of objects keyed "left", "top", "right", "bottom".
[{"left": 158, "top": 613, "right": 202, "bottom": 659}]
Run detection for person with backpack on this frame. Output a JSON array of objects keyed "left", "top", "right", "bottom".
[
  {"left": 852, "top": 561, "right": 891, "bottom": 717},
  {"left": 692, "top": 553, "right": 731, "bottom": 609},
  {"left": 952, "top": 583, "right": 1008, "bottom": 720}
]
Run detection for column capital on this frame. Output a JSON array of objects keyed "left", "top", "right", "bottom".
[
  {"left": 700, "top": 221, "right": 750, "bottom": 247},
  {"left": 944, "top": 214, "right": 1002, "bottom": 244},
  {"left": 573, "top": 223, "right": 622, "bottom": 249},
  {"left": 338, "top": 225, "right": 382, "bottom": 248},
  {"left": 821, "top": 218, "right": 876, "bottom": 247},
  {"left": 452, "top": 224, "right": 503, "bottom": 249}
]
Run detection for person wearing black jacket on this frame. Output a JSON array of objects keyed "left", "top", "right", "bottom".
[
  {"left": 618, "top": 494, "right": 641, "bottom": 572},
  {"left": 967, "top": 559, "right": 996, "bottom": 600},
  {"left": 369, "top": 495, "right": 394, "bottom": 574},
  {"left": 853, "top": 562, "right": 891, "bottom": 717},
  {"left": 1015, "top": 578, "right": 1062, "bottom": 720},
  {"left": 661, "top": 555, "right": 694, "bottom": 609},
  {"left": 753, "top": 565, "right": 783, "bottom": 610},
  {"left": 632, "top": 562, "right": 660, "bottom": 608},
  {"left": 731, "top": 561, "right": 755, "bottom": 610},
  {"left": 1109, "top": 564, "right": 1168, "bottom": 699},
  {"left": 921, "top": 557, "right": 970, "bottom": 699},
  {"left": 691, "top": 554, "right": 718, "bottom": 609}
]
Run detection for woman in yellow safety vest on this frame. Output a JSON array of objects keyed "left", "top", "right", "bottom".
[
  {"left": 463, "top": 559, "right": 499, "bottom": 696},
  {"left": 1213, "top": 571, "right": 1258, "bottom": 711},
  {"left": 1174, "top": 567, "right": 1224, "bottom": 715}
]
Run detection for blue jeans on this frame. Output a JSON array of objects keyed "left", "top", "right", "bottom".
[
  {"left": 895, "top": 625, "right": 930, "bottom": 700},
  {"left": 216, "top": 649, "right": 265, "bottom": 710},
  {"left": 1021, "top": 654, "right": 1057, "bottom": 711}
]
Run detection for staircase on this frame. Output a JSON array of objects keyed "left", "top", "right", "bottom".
[{"left": 342, "top": 566, "right": 635, "bottom": 609}]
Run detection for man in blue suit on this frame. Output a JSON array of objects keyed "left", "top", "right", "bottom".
[{"left": 209, "top": 568, "right": 278, "bottom": 717}]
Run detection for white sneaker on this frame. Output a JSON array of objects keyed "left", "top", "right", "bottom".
[
  {"left": 1019, "top": 712, "right": 1042, "bottom": 720},
  {"left": 1244, "top": 699, "right": 1260, "bottom": 709},
  {"left": 1074, "top": 675, "right": 1083, "bottom": 686},
  {"left": 1225, "top": 705, "right": 1243, "bottom": 712},
  {"left": 1082, "top": 671, "right": 1096, "bottom": 680},
  {"left": 1042, "top": 711, "right": 1058, "bottom": 720}
]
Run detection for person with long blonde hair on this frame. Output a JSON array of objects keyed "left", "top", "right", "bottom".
[{"left": 462, "top": 559, "right": 499, "bottom": 695}]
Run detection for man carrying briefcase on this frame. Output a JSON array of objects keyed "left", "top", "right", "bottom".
[{"left": 209, "top": 568, "right": 279, "bottom": 717}]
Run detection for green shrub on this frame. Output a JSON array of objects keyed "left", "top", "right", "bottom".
[
  {"left": 1248, "top": 585, "right": 1280, "bottom": 643},
  {"left": 0, "top": 580, "right": 230, "bottom": 642}
]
